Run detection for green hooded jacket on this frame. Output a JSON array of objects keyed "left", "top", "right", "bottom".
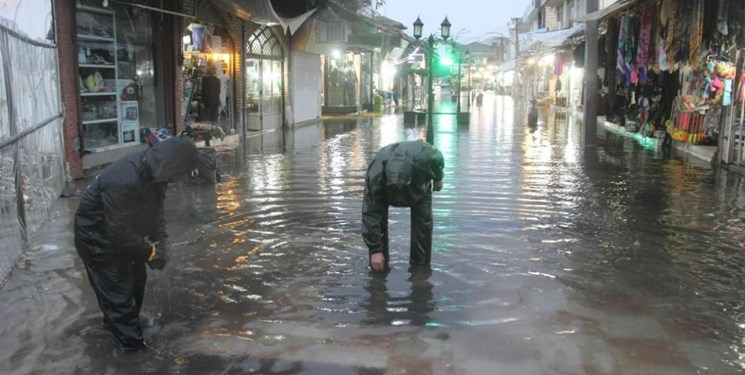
[{"left": 361, "top": 140, "right": 444, "bottom": 254}]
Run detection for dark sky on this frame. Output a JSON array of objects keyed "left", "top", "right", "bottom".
[{"left": 381, "top": 0, "right": 530, "bottom": 43}]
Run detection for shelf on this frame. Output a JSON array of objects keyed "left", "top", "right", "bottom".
[
  {"left": 83, "top": 142, "right": 141, "bottom": 154},
  {"left": 78, "top": 34, "right": 115, "bottom": 42},
  {"left": 83, "top": 118, "right": 118, "bottom": 125},
  {"left": 80, "top": 92, "right": 116, "bottom": 96},
  {"left": 77, "top": 5, "right": 127, "bottom": 151},
  {"left": 80, "top": 64, "right": 115, "bottom": 69}
]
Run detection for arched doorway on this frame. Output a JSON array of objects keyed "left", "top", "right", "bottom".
[{"left": 245, "top": 25, "right": 283, "bottom": 131}]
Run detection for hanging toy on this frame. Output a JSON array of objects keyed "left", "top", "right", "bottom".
[{"left": 723, "top": 78, "right": 733, "bottom": 106}]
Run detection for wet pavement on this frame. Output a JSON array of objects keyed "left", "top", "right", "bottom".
[{"left": 3, "top": 93, "right": 745, "bottom": 374}]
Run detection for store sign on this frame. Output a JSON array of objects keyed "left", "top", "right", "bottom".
[{"left": 408, "top": 53, "right": 425, "bottom": 65}]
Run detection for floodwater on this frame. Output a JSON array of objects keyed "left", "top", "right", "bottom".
[{"left": 4, "top": 93, "right": 745, "bottom": 374}]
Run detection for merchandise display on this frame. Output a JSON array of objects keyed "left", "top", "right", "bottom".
[{"left": 76, "top": 4, "right": 141, "bottom": 149}]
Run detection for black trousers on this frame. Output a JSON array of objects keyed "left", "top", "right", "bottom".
[
  {"left": 203, "top": 104, "right": 219, "bottom": 123},
  {"left": 378, "top": 193, "right": 433, "bottom": 267},
  {"left": 83, "top": 255, "right": 147, "bottom": 350}
]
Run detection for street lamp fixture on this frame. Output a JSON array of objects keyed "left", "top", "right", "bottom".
[
  {"left": 440, "top": 17, "right": 451, "bottom": 40},
  {"left": 413, "top": 17, "right": 423, "bottom": 40},
  {"left": 412, "top": 16, "right": 454, "bottom": 144}
]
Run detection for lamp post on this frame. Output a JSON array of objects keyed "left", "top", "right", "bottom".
[
  {"left": 413, "top": 16, "right": 450, "bottom": 144},
  {"left": 465, "top": 50, "right": 470, "bottom": 111},
  {"left": 456, "top": 50, "right": 462, "bottom": 113}
]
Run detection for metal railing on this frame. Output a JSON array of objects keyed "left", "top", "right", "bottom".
[{"left": 0, "top": 19, "right": 66, "bottom": 286}]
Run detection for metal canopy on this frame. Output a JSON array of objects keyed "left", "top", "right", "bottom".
[
  {"left": 211, "top": 0, "right": 317, "bottom": 34},
  {"left": 523, "top": 23, "right": 586, "bottom": 53}
]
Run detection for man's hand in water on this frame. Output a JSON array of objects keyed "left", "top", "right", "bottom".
[
  {"left": 370, "top": 253, "right": 385, "bottom": 271},
  {"left": 433, "top": 180, "right": 444, "bottom": 192}
]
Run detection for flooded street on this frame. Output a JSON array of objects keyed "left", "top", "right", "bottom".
[{"left": 4, "top": 93, "right": 745, "bottom": 374}]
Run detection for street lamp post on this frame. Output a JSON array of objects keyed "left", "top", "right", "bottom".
[
  {"left": 465, "top": 50, "right": 470, "bottom": 111},
  {"left": 456, "top": 50, "right": 462, "bottom": 113},
  {"left": 413, "top": 16, "right": 450, "bottom": 144}
]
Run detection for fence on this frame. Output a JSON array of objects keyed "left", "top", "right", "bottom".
[{"left": 0, "top": 19, "right": 66, "bottom": 286}]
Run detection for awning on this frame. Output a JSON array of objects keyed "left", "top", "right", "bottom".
[
  {"left": 523, "top": 23, "right": 585, "bottom": 53},
  {"left": 212, "top": 0, "right": 317, "bottom": 35},
  {"left": 574, "top": 0, "right": 638, "bottom": 23},
  {"left": 279, "top": 8, "right": 317, "bottom": 35}
]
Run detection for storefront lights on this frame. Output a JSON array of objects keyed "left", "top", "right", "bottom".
[{"left": 211, "top": 53, "right": 230, "bottom": 64}]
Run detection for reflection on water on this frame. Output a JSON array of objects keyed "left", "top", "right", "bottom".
[
  {"left": 364, "top": 266, "right": 435, "bottom": 327},
  {"left": 9, "top": 94, "right": 745, "bottom": 373}
]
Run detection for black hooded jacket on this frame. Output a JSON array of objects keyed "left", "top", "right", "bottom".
[{"left": 74, "top": 136, "right": 199, "bottom": 263}]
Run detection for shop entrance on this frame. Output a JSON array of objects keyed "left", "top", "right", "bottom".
[
  {"left": 181, "top": 22, "right": 234, "bottom": 132},
  {"left": 245, "top": 26, "right": 283, "bottom": 131}
]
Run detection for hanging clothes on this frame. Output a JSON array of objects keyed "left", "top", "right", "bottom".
[
  {"left": 659, "top": 0, "right": 677, "bottom": 67},
  {"left": 617, "top": 14, "right": 636, "bottom": 85},
  {"left": 554, "top": 53, "right": 563, "bottom": 76},
  {"left": 674, "top": 0, "right": 695, "bottom": 64},
  {"left": 636, "top": 4, "right": 655, "bottom": 84},
  {"left": 689, "top": 0, "right": 704, "bottom": 67}
]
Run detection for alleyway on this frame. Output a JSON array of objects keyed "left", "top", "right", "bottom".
[{"left": 3, "top": 93, "right": 745, "bottom": 374}]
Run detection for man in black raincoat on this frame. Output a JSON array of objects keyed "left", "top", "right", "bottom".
[
  {"left": 74, "top": 136, "right": 199, "bottom": 351},
  {"left": 362, "top": 140, "right": 445, "bottom": 272}
]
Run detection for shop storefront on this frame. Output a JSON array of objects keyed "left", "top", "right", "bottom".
[
  {"left": 579, "top": 0, "right": 743, "bottom": 152},
  {"left": 67, "top": 0, "right": 181, "bottom": 169},
  {"left": 75, "top": 1, "right": 162, "bottom": 151},
  {"left": 321, "top": 51, "right": 361, "bottom": 114},
  {"left": 244, "top": 25, "right": 284, "bottom": 132},
  {"left": 181, "top": 21, "right": 235, "bottom": 132}
]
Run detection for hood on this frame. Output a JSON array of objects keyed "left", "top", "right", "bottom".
[{"left": 143, "top": 136, "right": 199, "bottom": 182}]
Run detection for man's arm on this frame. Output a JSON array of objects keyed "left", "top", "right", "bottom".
[
  {"left": 102, "top": 185, "right": 151, "bottom": 262},
  {"left": 361, "top": 159, "right": 386, "bottom": 256},
  {"left": 431, "top": 148, "right": 444, "bottom": 182},
  {"left": 148, "top": 184, "right": 169, "bottom": 243}
]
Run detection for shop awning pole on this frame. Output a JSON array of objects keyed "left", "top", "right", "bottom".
[{"left": 583, "top": 19, "right": 599, "bottom": 146}]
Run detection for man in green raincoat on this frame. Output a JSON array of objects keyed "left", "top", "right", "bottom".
[{"left": 362, "top": 140, "right": 445, "bottom": 272}]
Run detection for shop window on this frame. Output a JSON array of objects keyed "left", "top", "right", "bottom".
[
  {"left": 245, "top": 26, "right": 283, "bottom": 118},
  {"left": 76, "top": 0, "right": 156, "bottom": 150},
  {"left": 182, "top": 22, "right": 234, "bottom": 128},
  {"left": 325, "top": 53, "right": 358, "bottom": 107}
]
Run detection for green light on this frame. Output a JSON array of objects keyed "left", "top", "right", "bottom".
[
  {"left": 425, "top": 322, "right": 441, "bottom": 327},
  {"left": 440, "top": 56, "right": 453, "bottom": 66},
  {"left": 604, "top": 122, "right": 659, "bottom": 151}
]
